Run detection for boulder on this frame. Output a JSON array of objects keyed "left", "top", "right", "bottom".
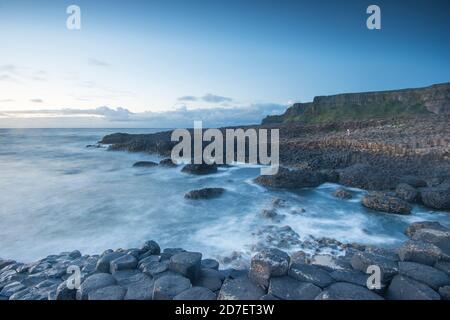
[
  {"left": 362, "top": 192, "right": 412, "bottom": 215},
  {"left": 110, "top": 254, "right": 138, "bottom": 273},
  {"left": 386, "top": 275, "right": 441, "bottom": 300},
  {"left": 141, "top": 260, "right": 169, "bottom": 277},
  {"left": 315, "top": 282, "right": 383, "bottom": 300},
  {"left": 397, "top": 240, "right": 442, "bottom": 266},
  {"left": 249, "top": 248, "right": 290, "bottom": 289},
  {"left": 169, "top": 252, "right": 202, "bottom": 282},
  {"left": 254, "top": 167, "right": 327, "bottom": 189},
  {"left": 332, "top": 188, "right": 352, "bottom": 200},
  {"left": 173, "top": 287, "right": 216, "bottom": 300},
  {"left": 159, "top": 158, "right": 177, "bottom": 167},
  {"left": 153, "top": 275, "right": 191, "bottom": 300},
  {"left": 76, "top": 273, "right": 116, "bottom": 300},
  {"left": 350, "top": 251, "right": 398, "bottom": 282},
  {"left": 184, "top": 188, "right": 225, "bottom": 200},
  {"left": 398, "top": 261, "right": 450, "bottom": 290},
  {"left": 55, "top": 281, "right": 76, "bottom": 300},
  {"left": 0, "top": 281, "right": 26, "bottom": 298},
  {"left": 122, "top": 273, "right": 154, "bottom": 300},
  {"left": 405, "top": 221, "right": 448, "bottom": 238},
  {"left": 161, "top": 248, "right": 186, "bottom": 261},
  {"left": 182, "top": 163, "right": 217, "bottom": 175},
  {"left": 141, "top": 240, "right": 161, "bottom": 255},
  {"left": 96, "top": 252, "right": 125, "bottom": 273},
  {"left": 420, "top": 184, "right": 450, "bottom": 210},
  {"left": 268, "top": 276, "right": 322, "bottom": 300},
  {"left": 399, "top": 175, "right": 427, "bottom": 188},
  {"left": 411, "top": 228, "right": 450, "bottom": 254},
  {"left": 194, "top": 268, "right": 224, "bottom": 292},
  {"left": 201, "top": 259, "right": 219, "bottom": 270},
  {"left": 88, "top": 285, "right": 126, "bottom": 300},
  {"left": 132, "top": 161, "right": 158, "bottom": 168},
  {"left": 217, "top": 277, "right": 265, "bottom": 300},
  {"left": 330, "top": 269, "right": 369, "bottom": 287},
  {"left": 260, "top": 209, "right": 278, "bottom": 219},
  {"left": 395, "top": 183, "right": 418, "bottom": 202},
  {"left": 439, "top": 286, "right": 450, "bottom": 300},
  {"left": 434, "top": 261, "right": 450, "bottom": 276},
  {"left": 339, "top": 164, "right": 398, "bottom": 191},
  {"left": 0, "top": 259, "right": 16, "bottom": 271},
  {"left": 288, "top": 263, "right": 334, "bottom": 288}
]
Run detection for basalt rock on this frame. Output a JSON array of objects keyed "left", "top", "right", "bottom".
[
  {"left": 332, "top": 188, "right": 352, "bottom": 200},
  {"left": 184, "top": 188, "right": 225, "bottom": 200},
  {"left": 397, "top": 240, "right": 443, "bottom": 266},
  {"left": 254, "top": 167, "right": 327, "bottom": 189},
  {"left": 339, "top": 164, "right": 398, "bottom": 191},
  {"left": 182, "top": 163, "right": 218, "bottom": 175},
  {"left": 419, "top": 184, "right": 450, "bottom": 211},
  {"left": 132, "top": 161, "right": 158, "bottom": 168},
  {"left": 268, "top": 276, "right": 322, "bottom": 300},
  {"left": 362, "top": 192, "right": 412, "bottom": 215},
  {"left": 386, "top": 275, "right": 441, "bottom": 300},
  {"left": 217, "top": 277, "right": 265, "bottom": 300},
  {"left": 395, "top": 183, "right": 419, "bottom": 202},
  {"left": 315, "top": 282, "right": 383, "bottom": 300},
  {"left": 249, "top": 248, "right": 290, "bottom": 289}
]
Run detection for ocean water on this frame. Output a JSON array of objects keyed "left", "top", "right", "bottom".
[{"left": 0, "top": 128, "right": 449, "bottom": 264}]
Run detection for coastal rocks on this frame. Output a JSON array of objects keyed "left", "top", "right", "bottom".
[
  {"left": 361, "top": 192, "right": 412, "bottom": 215},
  {"left": 254, "top": 167, "right": 327, "bottom": 189},
  {"left": 153, "top": 275, "right": 191, "bottom": 300},
  {"left": 397, "top": 240, "right": 442, "bottom": 266},
  {"left": 288, "top": 263, "right": 334, "bottom": 288},
  {"left": 141, "top": 240, "right": 161, "bottom": 255},
  {"left": 332, "top": 188, "right": 352, "bottom": 199},
  {"left": 405, "top": 221, "right": 448, "bottom": 238},
  {"left": 386, "top": 275, "right": 441, "bottom": 300},
  {"left": 110, "top": 255, "right": 138, "bottom": 273},
  {"left": 132, "top": 161, "right": 158, "bottom": 168},
  {"left": 399, "top": 175, "right": 427, "bottom": 188},
  {"left": 260, "top": 209, "right": 278, "bottom": 220},
  {"left": 169, "top": 252, "right": 202, "bottom": 282},
  {"left": 419, "top": 184, "right": 450, "bottom": 210},
  {"left": 218, "top": 277, "right": 265, "bottom": 300},
  {"left": 329, "top": 269, "right": 369, "bottom": 287},
  {"left": 88, "top": 285, "right": 126, "bottom": 300},
  {"left": 201, "top": 259, "right": 219, "bottom": 270},
  {"left": 55, "top": 281, "right": 76, "bottom": 300},
  {"left": 350, "top": 251, "right": 398, "bottom": 282},
  {"left": 410, "top": 228, "right": 450, "bottom": 254},
  {"left": 249, "top": 248, "right": 290, "bottom": 289},
  {"left": 439, "top": 286, "right": 450, "bottom": 300},
  {"left": 96, "top": 252, "right": 125, "bottom": 273},
  {"left": 184, "top": 188, "right": 225, "bottom": 200},
  {"left": 76, "top": 273, "right": 116, "bottom": 300},
  {"left": 194, "top": 268, "right": 224, "bottom": 292},
  {"left": 174, "top": 287, "right": 216, "bottom": 300},
  {"left": 338, "top": 164, "right": 398, "bottom": 191},
  {"left": 315, "top": 282, "right": 383, "bottom": 300},
  {"left": 181, "top": 163, "right": 217, "bottom": 175},
  {"left": 395, "top": 183, "right": 418, "bottom": 202},
  {"left": 159, "top": 158, "right": 177, "bottom": 167},
  {"left": 398, "top": 261, "right": 450, "bottom": 290},
  {"left": 268, "top": 276, "right": 322, "bottom": 300}
]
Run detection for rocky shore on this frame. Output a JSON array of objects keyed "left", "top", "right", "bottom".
[{"left": 1, "top": 220, "right": 449, "bottom": 300}]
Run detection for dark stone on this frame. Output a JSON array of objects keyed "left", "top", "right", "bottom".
[
  {"left": 159, "top": 158, "right": 177, "bottom": 167},
  {"left": 0, "top": 259, "right": 16, "bottom": 271},
  {"left": 351, "top": 251, "right": 398, "bottom": 282},
  {"left": 405, "top": 221, "right": 448, "bottom": 238},
  {"left": 362, "top": 192, "right": 412, "bottom": 215},
  {"left": 420, "top": 184, "right": 450, "bottom": 210},
  {"left": 217, "top": 277, "right": 265, "bottom": 300},
  {"left": 55, "top": 281, "right": 76, "bottom": 300},
  {"left": 439, "top": 286, "right": 450, "bottom": 300},
  {"left": 112, "top": 269, "right": 146, "bottom": 287},
  {"left": 315, "top": 282, "right": 383, "bottom": 300},
  {"left": 194, "top": 268, "right": 224, "bottom": 292},
  {"left": 184, "top": 188, "right": 225, "bottom": 200},
  {"left": 330, "top": 269, "right": 369, "bottom": 287},
  {"left": 153, "top": 275, "right": 191, "bottom": 300},
  {"left": 169, "top": 252, "right": 202, "bottom": 282},
  {"left": 399, "top": 175, "right": 427, "bottom": 188},
  {"left": 201, "top": 259, "right": 219, "bottom": 270},
  {"left": 110, "top": 254, "right": 138, "bottom": 273},
  {"left": 288, "top": 263, "right": 334, "bottom": 288},
  {"left": 395, "top": 183, "right": 418, "bottom": 202},
  {"left": 268, "top": 276, "right": 322, "bottom": 300},
  {"left": 386, "top": 275, "right": 441, "bottom": 300},
  {"left": 338, "top": 164, "right": 398, "bottom": 191},
  {"left": 88, "top": 285, "right": 126, "bottom": 300},
  {"left": 434, "top": 261, "right": 450, "bottom": 276},
  {"left": 411, "top": 228, "right": 450, "bottom": 254},
  {"left": 0, "top": 281, "right": 26, "bottom": 298},
  {"left": 96, "top": 252, "right": 125, "bottom": 273},
  {"left": 141, "top": 240, "right": 161, "bottom": 255},
  {"left": 254, "top": 167, "right": 327, "bottom": 189},
  {"left": 398, "top": 261, "right": 450, "bottom": 290},
  {"left": 332, "top": 188, "right": 352, "bottom": 199},
  {"left": 133, "top": 161, "right": 158, "bottom": 168},
  {"left": 76, "top": 273, "right": 116, "bottom": 300},
  {"left": 249, "top": 248, "right": 290, "bottom": 289},
  {"left": 397, "top": 240, "right": 442, "bottom": 266},
  {"left": 182, "top": 163, "right": 218, "bottom": 175},
  {"left": 141, "top": 260, "right": 170, "bottom": 277},
  {"left": 173, "top": 287, "right": 216, "bottom": 300},
  {"left": 161, "top": 248, "right": 186, "bottom": 261},
  {"left": 260, "top": 294, "right": 280, "bottom": 300},
  {"left": 124, "top": 276, "right": 154, "bottom": 300}
]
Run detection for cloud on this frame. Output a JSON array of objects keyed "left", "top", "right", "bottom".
[
  {"left": 88, "top": 58, "right": 110, "bottom": 67},
  {"left": 0, "top": 74, "right": 18, "bottom": 82},
  {"left": 30, "top": 99, "right": 44, "bottom": 103},
  {"left": 0, "top": 99, "right": 15, "bottom": 103},
  {"left": 201, "top": 93, "right": 232, "bottom": 103},
  {"left": 178, "top": 96, "right": 198, "bottom": 102}
]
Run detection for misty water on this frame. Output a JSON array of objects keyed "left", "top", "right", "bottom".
[{"left": 0, "top": 128, "right": 449, "bottom": 265}]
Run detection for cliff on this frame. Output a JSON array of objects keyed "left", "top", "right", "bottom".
[{"left": 263, "top": 82, "right": 450, "bottom": 124}]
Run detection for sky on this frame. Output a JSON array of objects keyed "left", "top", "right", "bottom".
[{"left": 0, "top": 0, "right": 449, "bottom": 128}]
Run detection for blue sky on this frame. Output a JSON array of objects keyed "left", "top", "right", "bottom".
[{"left": 0, "top": 0, "right": 449, "bottom": 127}]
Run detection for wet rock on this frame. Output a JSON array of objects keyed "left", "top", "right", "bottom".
[
  {"left": 272, "top": 198, "right": 287, "bottom": 207},
  {"left": 217, "top": 277, "right": 264, "bottom": 300},
  {"left": 96, "top": 252, "right": 125, "bottom": 273},
  {"left": 141, "top": 240, "right": 161, "bottom": 256},
  {"left": 411, "top": 228, "right": 450, "bottom": 254},
  {"left": 260, "top": 294, "right": 280, "bottom": 300},
  {"left": 315, "top": 282, "right": 383, "bottom": 300},
  {"left": 55, "top": 281, "right": 76, "bottom": 300},
  {"left": 249, "top": 248, "right": 290, "bottom": 289},
  {"left": 174, "top": 287, "right": 216, "bottom": 300},
  {"left": 182, "top": 163, "right": 217, "bottom": 175},
  {"left": 76, "top": 273, "right": 116, "bottom": 300},
  {"left": 339, "top": 164, "right": 398, "bottom": 191},
  {"left": 112, "top": 269, "right": 144, "bottom": 287},
  {"left": 395, "top": 183, "right": 418, "bottom": 202},
  {"left": 160, "top": 248, "right": 185, "bottom": 261},
  {"left": 153, "top": 275, "right": 191, "bottom": 300},
  {"left": 310, "top": 254, "right": 351, "bottom": 272},
  {"left": 364, "top": 246, "right": 399, "bottom": 261},
  {"left": 332, "top": 188, "right": 352, "bottom": 199},
  {"left": 201, "top": 259, "right": 219, "bottom": 270},
  {"left": 159, "top": 158, "right": 177, "bottom": 167},
  {"left": 169, "top": 252, "right": 202, "bottom": 282},
  {"left": 88, "top": 285, "right": 126, "bottom": 300},
  {"left": 132, "top": 161, "right": 158, "bottom": 168},
  {"left": 184, "top": 188, "right": 225, "bottom": 200},
  {"left": 398, "top": 261, "right": 450, "bottom": 290},
  {"left": 399, "top": 175, "right": 427, "bottom": 188},
  {"left": 268, "top": 276, "right": 322, "bottom": 300},
  {"left": 350, "top": 251, "right": 398, "bottom": 282},
  {"left": 420, "top": 184, "right": 450, "bottom": 210},
  {"left": 288, "top": 263, "right": 334, "bottom": 288},
  {"left": 397, "top": 240, "right": 443, "bottom": 266},
  {"left": 260, "top": 209, "right": 278, "bottom": 219},
  {"left": 194, "top": 268, "right": 224, "bottom": 292},
  {"left": 254, "top": 167, "right": 327, "bottom": 189},
  {"left": 290, "top": 251, "right": 310, "bottom": 265},
  {"left": 124, "top": 276, "right": 154, "bottom": 300},
  {"left": 386, "top": 275, "right": 441, "bottom": 300},
  {"left": 434, "top": 261, "right": 450, "bottom": 276},
  {"left": 405, "top": 221, "right": 448, "bottom": 238},
  {"left": 362, "top": 192, "right": 412, "bottom": 215},
  {"left": 439, "top": 286, "right": 450, "bottom": 300},
  {"left": 330, "top": 269, "right": 369, "bottom": 287},
  {"left": 141, "top": 260, "right": 170, "bottom": 277},
  {"left": 0, "top": 260, "right": 16, "bottom": 271},
  {"left": 0, "top": 281, "right": 26, "bottom": 298},
  {"left": 110, "top": 254, "right": 138, "bottom": 273}
]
